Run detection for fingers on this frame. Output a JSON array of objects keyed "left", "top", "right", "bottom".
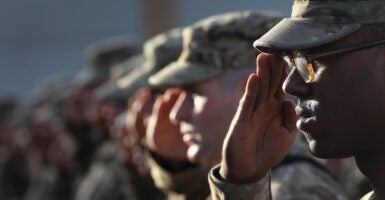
[
  {"left": 152, "top": 96, "right": 164, "bottom": 118},
  {"left": 268, "top": 54, "right": 284, "bottom": 98},
  {"left": 275, "top": 66, "right": 288, "bottom": 101},
  {"left": 157, "top": 88, "right": 181, "bottom": 119},
  {"left": 129, "top": 88, "right": 151, "bottom": 113},
  {"left": 163, "top": 88, "right": 182, "bottom": 110},
  {"left": 282, "top": 101, "right": 298, "bottom": 132},
  {"left": 255, "top": 53, "right": 288, "bottom": 106},
  {"left": 237, "top": 73, "right": 259, "bottom": 121},
  {"left": 255, "top": 55, "right": 270, "bottom": 107}
]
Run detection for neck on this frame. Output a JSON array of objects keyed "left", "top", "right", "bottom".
[{"left": 355, "top": 154, "right": 385, "bottom": 199}]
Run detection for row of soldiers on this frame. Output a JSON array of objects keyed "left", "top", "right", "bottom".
[{"left": 0, "top": 9, "right": 373, "bottom": 200}]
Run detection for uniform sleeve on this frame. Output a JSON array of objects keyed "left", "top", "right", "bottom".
[
  {"left": 270, "top": 162, "right": 350, "bottom": 200},
  {"left": 147, "top": 154, "right": 210, "bottom": 200},
  {"left": 208, "top": 165, "right": 271, "bottom": 200}
]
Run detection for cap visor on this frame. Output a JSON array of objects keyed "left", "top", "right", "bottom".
[
  {"left": 253, "top": 18, "right": 361, "bottom": 53},
  {"left": 117, "top": 64, "right": 153, "bottom": 91},
  {"left": 149, "top": 61, "right": 222, "bottom": 87}
]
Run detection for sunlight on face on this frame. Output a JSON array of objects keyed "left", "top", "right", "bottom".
[{"left": 192, "top": 94, "right": 207, "bottom": 114}]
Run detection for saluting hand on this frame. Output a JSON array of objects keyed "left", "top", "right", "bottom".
[
  {"left": 219, "top": 53, "right": 298, "bottom": 184},
  {"left": 146, "top": 88, "right": 189, "bottom": 161}
]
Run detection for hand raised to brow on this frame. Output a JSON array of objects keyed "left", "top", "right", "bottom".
[
  {"left": 146, "top": 89, "right": 189, "bottom": 161},
  {"left": 219, "top": 53, "right": 298, "bottom": 184}
]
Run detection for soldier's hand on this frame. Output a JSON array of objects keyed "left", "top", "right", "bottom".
[
  {"left": 219, "top": 53, "right": 298, "bottom": 184},
  {"left": 146, "top": 88, "right": 189, "bottom": 161},
  {"left": 127, "top": 88, "right": 152, "bottom": 140}
]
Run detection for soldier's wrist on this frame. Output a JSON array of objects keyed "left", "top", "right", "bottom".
[
  {"left": 149, "top": 150, "right": 196, "bottom": 173},
  {"left": 218, "top": 162, "right": 268, "bottom": 184}
]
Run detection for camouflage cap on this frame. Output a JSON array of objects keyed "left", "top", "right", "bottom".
[
  {"left": 93, "top": 81, "right": 132, "bottom": 107},
  {"left": 109, "top": 54, "right": 144, "bottom": 81},
  {"left": 117, "top": 27, "right": 183, "bottom": 90},
  {"left": 85, "top": 35, "right": 141, "bottom": 70},
  {"left": 74, "top": 67, "right": 105, "bottom": 88},
  {"left": 75, "top": 35, "right": 142, "bottom": 87},
  {"left": 254, "top": 0, "right": 385, "bottom": 53},
  {"left": 92, "top": 54, "right": 145, "bottom": 105},
  {"left": 149, "top": 11, "right": 282, "bottom": 87}
]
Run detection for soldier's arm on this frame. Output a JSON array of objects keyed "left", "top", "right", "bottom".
[
  {"left": 207, "top": 54, "right": 296, "bottom": 199},
  {"left": 147, "top": 152, "right": 210, "bottom": 200},
  {"left": 208, "top": 165, "right": 271, "bottom": 200}
]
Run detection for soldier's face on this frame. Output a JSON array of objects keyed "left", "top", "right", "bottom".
[
  {"left": 170, "top": 76, "right": 240, "bottom": 166},
  {"left": 283, "top": 32, "right": 385, "bottom": 159}
]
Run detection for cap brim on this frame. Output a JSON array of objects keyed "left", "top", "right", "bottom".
[
  {"left": 74, "top": 68, "right": 105, "bottom": 87},
  {"left": 253, "top": 18, "right": 362, "bottom": 53},
  {"left": 117, "top": 63, "right": 154, "bottom": 91},
  {"left": 149, "top": 61, "right": 222, "bottom": 87},
  {"left": 94, "top": 82, "right": 132, "bottom": 105}
]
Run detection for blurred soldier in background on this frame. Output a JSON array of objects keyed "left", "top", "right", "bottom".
[
  {"left": 22, "top": 36, "right": 141, "bottom": 200},
  {"left": 24, "top": 76, "right": 79, "bottom": 200},
  {"left": 75, "top": 28, "right": 183, "bottom": 200},
  {"left": 0, "top": 97, "right": 30, "bottom": 200},
  {"left": 64, "top": 35, "right": 141, "bottom": 174}
]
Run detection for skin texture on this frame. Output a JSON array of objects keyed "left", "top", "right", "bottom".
[
  {"left": 145, "top": 88, "right": 189, "bottom": 161},
  {"left": 126, "top": 88, "right": 155, "bottom": 140},
  {"left": 284, "top": 29, "right": 385, "bottom": 198},
  {"left": 169, "top": 70, "right": 249, "bottom": 167},
  {"left": 219, "top": 54, "right": 298, "bottom": 183},
  {"left": 219, "top": 27, "right": 385, "bottom": 198}
]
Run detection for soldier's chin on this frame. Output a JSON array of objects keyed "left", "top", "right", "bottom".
[
  {"left": 307, "top": 140, "right": 350, "bottom": 159},
  {"left": 187, "top": 144, "right": 201, "bottom": 164}
]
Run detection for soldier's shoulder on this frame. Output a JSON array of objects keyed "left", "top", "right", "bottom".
[{"left": 271, "top": 161, "right": 349, "bottom": 200}]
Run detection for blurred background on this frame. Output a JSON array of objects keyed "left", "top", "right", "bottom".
[{"left": 0, "top": 0, "right": 291, "bottom": 98}]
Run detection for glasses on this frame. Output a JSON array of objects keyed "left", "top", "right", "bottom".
[{"left": 282, "top": 39, "right": 385, "bottom": 83}]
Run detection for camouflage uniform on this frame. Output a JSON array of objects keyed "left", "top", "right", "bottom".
[
  {"left": 24, "top": 77, "right": 80, "bottom": 200},
  {"left": 75, "top": 141, "right": 137, "bottom": 200},
  {"left": 119, "top": 27, "right": 198, "bottom": 200},
  {"left": 209, "top": 0, "right": 385, "bottom": 199},
  {"left": 149, "top": 11, "right": 347, "bottom": 200},
  {"left": 148, "top": 157, "right": 211, "bottom": 200},
  {"left": 0, "top": 98, "right": 30, "bottom": 200}
]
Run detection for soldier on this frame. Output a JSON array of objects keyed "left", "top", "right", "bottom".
[
  {"left": 25, "top": 77, "right": 79, "bottom": 200},
  {"left": 147, "top": 11, "right": 347, "bottom": 200},
  {"left": 209, "top": 0, "right": 385, "bottom": 200},
  {"left": 65, "top": 36, "right": 140, "bottom": 174},
  {"left": 74, "top": 56, "right": 145, "bottom": 200},
  {"left": 75, "top": 28, "right": 183, "bottom": 200},
  {"left": 121, "top": 27, "right": 184, "bottom": 200},
  {"left": 0, "top": 97, "right": 30, "bottom": 200}
]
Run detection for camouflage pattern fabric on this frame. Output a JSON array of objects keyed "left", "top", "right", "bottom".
[
  {"left": 292, "top": 0, "right": 385, "bottom": 24},
  {"left": 117, "top": 28, "right": 183, "bottom": 90},
  {"left": 75, "top": 141, "right": 137, "bottom": 200},
  {"left": 208, "top": 134, "right": 350, "bottom": 200},
  {"left": 254, "top": 0, "right": 385, "bottom": 52},
  {"left": 149, "top": 11, "right": 282, "bottom": 87},
  {"left": 147, "top": 155, "right": 211, "bottom": 200},
  {"left": 209, "top": 162, "right": 349, "bottom": 200}
]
